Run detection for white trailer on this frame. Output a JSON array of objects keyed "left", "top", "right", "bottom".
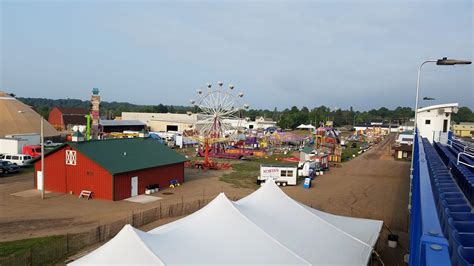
[
  {"left": 257, "top": 165, "right": 298, "bottom": 186},
  {"left": 0, "top": 138, "right": 29, "bottom": 154},
  {"left": 5, "top": 133, "right": 40, "bottom": 146}
]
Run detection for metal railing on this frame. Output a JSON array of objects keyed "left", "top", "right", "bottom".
[
  {"left": 448, "top": 138, "right": 474, "bottom": 154},
  {"left": 457, "top": 152, "right": 474, "bottom": 168},
  {"left": 409, "top": 133, "right": 451, "bottom": 266}
]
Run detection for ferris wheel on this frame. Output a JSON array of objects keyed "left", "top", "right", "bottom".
[{"left": 190, "top": 81, "right": 249, "bottom": 142}]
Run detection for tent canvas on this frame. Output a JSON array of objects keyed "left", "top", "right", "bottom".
[
  {"left": 297, "top": 124, "right": 316, "bottom": 129},
  {"left": 70, "top": 182, "right": 382, "bottom": 265}
]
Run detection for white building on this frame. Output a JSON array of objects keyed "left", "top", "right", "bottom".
[
  {"left": 122, "top": 112, "right": 197, "bottom": 132},
  {"left": 250, "top": 116, "right": 278, "bottom": 130},
  {"left": 396, "top": 131, "right": 414, "bottom": 145},
  {"left": 221, "top": 116, "right": 277, "bottom": 130},
  {"left": 416, "top": 103, "right": 458, "bottom": 143},
  {"left": 122, "top": 112, "right": 277, "bottom": 133},
  {"left": 398, "top": 120, "right": 414, "bottom": 132}
]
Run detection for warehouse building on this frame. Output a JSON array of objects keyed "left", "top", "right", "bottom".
[
  {"left": 0, "top": 91, "right": 59, "bottom": 138},
  {"left": 99, "top": 119, "right": 147, "bottom": 133},
  {"left": 452, "top": 122, "right": 474, "bottom": 138},
  {"left": 33, "top": 138, "right": 187, "bottom": 200},
  {"left": 121, "top": 112, "right": 197, "bottom": 132}
]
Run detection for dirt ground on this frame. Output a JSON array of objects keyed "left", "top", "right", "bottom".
[
  {"left": 284, "top": 134, "right": 410, "bottom": 265},
  {"left": 0, "top": 133, "right": 409, "bottom": 265},
  {"left": 0, "top": 168, "right": 254, "bottom": 241}
]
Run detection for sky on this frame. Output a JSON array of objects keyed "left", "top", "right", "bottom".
[{"left": 1, "top": 0, "right": 473, "bottom": 111}]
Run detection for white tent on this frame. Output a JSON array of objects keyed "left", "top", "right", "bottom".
[
  {"left": 70, "top": 182, "right": 382, "bottom": 265},
  {"left": 297, "top": 124, "right": 316, "bottom": 130}
]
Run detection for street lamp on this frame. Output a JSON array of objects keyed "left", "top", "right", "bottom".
[
  {"left": 410, "top": 57, "right": 472, "bottom": 173},
  {"left": 408, "top": 57, "right": 471, "bottom": 223},
  {"left": 436, "top": 57, "right": 471, "bottom": 65},
  {"left": 18, "top": 110, "right": 45, "bottom": 199}
]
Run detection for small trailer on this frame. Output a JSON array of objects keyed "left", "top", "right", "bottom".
[
  {"left": 5, "top": 133, "right": 40, "bottom": 146},
  {"left": 0, "top": 138, "right": 28, "bottom": 155},
  {"left": 257, "top": 165, "right": 298, "bottom": 186}
]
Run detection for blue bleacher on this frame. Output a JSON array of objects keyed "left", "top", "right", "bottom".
[
  {"left": 421, "top": 138, "right": 474, "bottom": 265},
  {"left": 434, "top": 142, "right": 474, "bottom": 206}
]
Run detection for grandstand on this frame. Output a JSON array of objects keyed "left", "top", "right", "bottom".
[{"left": 410, "top": 132, "right": 474, "bottom": 265}]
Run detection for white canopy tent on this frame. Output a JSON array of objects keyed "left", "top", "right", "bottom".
[
  {"left": 71, "top": 182, "right": 382, "bottom": 265},
  {"left": 297, "top": 124, "right": 316, "bottom": 130}
]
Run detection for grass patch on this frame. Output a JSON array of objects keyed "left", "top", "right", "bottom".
[
  {"left": 220, "top": 161, "right": 261, "bottom": 189},
  {"left": 342, "top": 142, "right": 360, "bottom": 161},
  {"left": 220, "top": 155, "right": 298, "bottom": 188},
  {"left": 0, "top": 235, "right": 64, "bottom": 258}
]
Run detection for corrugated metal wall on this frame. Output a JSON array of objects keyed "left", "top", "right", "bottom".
[
  {"left": 114, "top": 163, "right": 184, "bottom": 201},
  {"left": 34, "top": 146, "right": 67, "bottom": 193},
  {"left": 34, "top": 147, "right": 184, "bottom": 201}
]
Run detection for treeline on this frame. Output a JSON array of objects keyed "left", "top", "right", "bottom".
[
  {"left": 17, "top": 97, "right": 474, "bottom": 129},
  {"left": 274, "top": 106, "right": 474, "bottom": 128},
  {"left": 18, "top": 97, "right": 192, "bottom": 119}
]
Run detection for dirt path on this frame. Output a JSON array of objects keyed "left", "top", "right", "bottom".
[
  {"left": 283, "top": 133, "right": 410, "bottom": 265},
  {"left": 0, "top": 169, "right": 254, "bottom": 241}
]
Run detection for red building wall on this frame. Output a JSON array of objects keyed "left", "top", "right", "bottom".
[
  {"left": 113, "top": 163, "right": 184, "bottom": 201},
  {"left": 48, "top": 107, "right": 64, "bottom": 129},
  {"left": 34, "top": 146, "right": 114, "bottom": 200},
  {"left": 34, "top": 146, "right": 67, "bottom": 193}
]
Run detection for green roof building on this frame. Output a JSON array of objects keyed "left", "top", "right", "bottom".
[{"left": 33, "top": 138, "right": 188, "bottom": 200}]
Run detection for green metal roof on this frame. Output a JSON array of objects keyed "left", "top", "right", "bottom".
[
  {"left": 34, "top": 138, "right": 187, "bottom": 175},
  {"left": 301, "top": 146, "right": 315, "bottom": 154},
  {"left": 68, "top": 138, "right": 187, "bottom": 174}
]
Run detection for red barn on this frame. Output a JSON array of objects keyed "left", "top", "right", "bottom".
[
  {"left": 48, "top": 107, "right": 89, "bottom": 131},
  {"left": 33, "top": 138, "right": 187, "bottom": 200}
]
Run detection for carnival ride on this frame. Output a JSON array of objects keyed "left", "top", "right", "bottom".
[{"left": 189, "top": 81, "right": 249, "bottom": 168}]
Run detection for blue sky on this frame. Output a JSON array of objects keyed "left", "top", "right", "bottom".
[{"left": 1, "top": 1, "right": 472, "bottom": 110}]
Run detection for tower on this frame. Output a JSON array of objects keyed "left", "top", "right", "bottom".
[{"left": 90, "top": 88, "right": 101, "bottom": 140}]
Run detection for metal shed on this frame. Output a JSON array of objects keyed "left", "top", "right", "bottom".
[{"left": 32, "top": 138, "right": 187, "bottom": 200}]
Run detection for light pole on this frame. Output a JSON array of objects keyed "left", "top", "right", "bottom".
[
  {"left": 410, "top": 57, "right": 471, "bottom": 175},
  {"left": 18, "top": 110, "right": 45, "bottom": 199}
]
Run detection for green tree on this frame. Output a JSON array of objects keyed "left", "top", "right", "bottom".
[{"left": 452, "top": 107, "right": 474, "bottom": 123}]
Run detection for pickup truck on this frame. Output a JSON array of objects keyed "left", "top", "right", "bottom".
[
  {"left": 44, "top": 140, "right": 61, "bottom": 147},
  {"left": 0, "top": 160, "right": 20, "bottom": 174}
]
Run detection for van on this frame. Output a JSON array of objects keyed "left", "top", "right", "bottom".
[{"left": 1, "top": 154, "right": 33, "bottom": 166}]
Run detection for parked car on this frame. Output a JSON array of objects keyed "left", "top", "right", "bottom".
[
  {"left": 1, "top": 154, "right": 33, "bottom": 166},
  {"left": 44, "top": 140, "right": 61, "bottom": 147},
  {"left": 0, "top": 160, "right": 20, "bottom": 174}
]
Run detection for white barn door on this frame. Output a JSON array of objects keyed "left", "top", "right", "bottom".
[{"left": 131, "top": 176, "right": 138, "bottom": 197}]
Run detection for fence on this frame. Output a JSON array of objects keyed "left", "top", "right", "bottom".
[{"left": 0, "top": 195, "right": 242, "bottom": 265}]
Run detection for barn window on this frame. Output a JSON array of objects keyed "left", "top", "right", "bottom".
[{"left": 66, "top": 150, "right": 77, "bottom": 165}]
